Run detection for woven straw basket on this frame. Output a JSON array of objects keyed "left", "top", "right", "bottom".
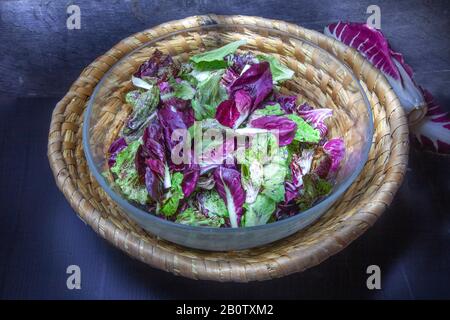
[{"left": 48, "top": 15, "right": 408, "bottom": 282}]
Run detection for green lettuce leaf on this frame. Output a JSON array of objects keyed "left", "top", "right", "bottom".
[
  {"left": 241, "top": 153, "right": 264, "bottom": 203},
  {"left": 253, "top": 103, "right": 285, "bottom": 117},
  {"left": 297, "top": 173, "right": 333, "bottom": 211},
  {"left": 190, "top": 40, "right": 247, "bottom": 70},
  {"left": 242, "top": 194, "right": 276, "bottom": 227},
  {"left": 125, "top": 90, "right": 141, "bottom": 106},
  {"left": 110, "top": 140, "right": 148, "bottom": 205},
  {"left": 170, "top": 78, "right": 196, "bottom": 100},
  {"left": 199, "top": 190, "right": 229, "bottom": 217},
  {"left": 261, "top": 146, "right": 289, "bottom": 202},
  {"left": 191, "top": 70, "right": 228, "bottom": 120},
  {"left": 257, "top": 54, "right": 294, "bottom": 83},
  {"left": 286, "top": 114, "right": 321, "bottom": 143},
  {"left": 160, "top": 172, "right": 184, "bottom": 216},
  {"left": 241, "top": 135, "right": 289, "bottom": 204},
  {"left": 175, "top": 208, "right": 225, "bottom": 227},
  {"left": 122, "top": 86, "right": 159, "bottom": 141}
]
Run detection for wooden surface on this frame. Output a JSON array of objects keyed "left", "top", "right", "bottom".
[{"left": 0, "top": 0, "right": 449, "bottom": 298}]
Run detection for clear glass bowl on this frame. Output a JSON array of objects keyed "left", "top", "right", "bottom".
[{"left": 83, "top": 24, "right": 373, "bottom": 251}]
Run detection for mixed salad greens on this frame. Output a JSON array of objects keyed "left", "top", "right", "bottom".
[{"left": 105, "top": 40, "right": 345, "bottom": 228}]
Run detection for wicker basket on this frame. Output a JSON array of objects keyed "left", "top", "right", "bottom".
[{"left": 48, "top": 15, "right": 408, "bottom": 282}]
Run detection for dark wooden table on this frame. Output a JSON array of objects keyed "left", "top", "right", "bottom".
[{"left": 0, "top": 0, "right": 449, "bottom": 299}]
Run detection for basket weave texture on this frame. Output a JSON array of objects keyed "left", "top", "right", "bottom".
[{"left": 48, "top": 15, "right": 408, "bottom": 282}]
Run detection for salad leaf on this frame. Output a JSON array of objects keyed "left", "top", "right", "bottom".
[
  {"left": 111, "top": 140, "right": 149, "bottom": 205},
  {"left": 170, "top": 78, "right": 196, "bottom": 100},
  {"left": 240, "top": 151, "right": 264, "bottom": 203},
  {"left": 297, "top": 173, "right": 333, "bottom": 211},
  {"left": 323, "top": 138, "right": 345, "bottom": 174},
  {"left": 411, "top": 88, "right": 450, "bottom": 154},
  {"left": 257, "top": 54, "right": 294, "bottom": 83},
  {"left": 145, "top": 166, "right": 163, "bottom": 202},
  {"left": 275, "top": 93, "right": 297, "bottom": 113},
  {"left": 158, "top": 79, "right": 191, "bottom": 111},
  {"left": 190, "top": 40, "right": 247, "bottom": 70},
  {"left": 229, "top": 61, "right": 273, "bottom": 112},
  {"left": 221, "top": 68, "right": 240, "bottom": 91},
  {"left": 252, "top": 103, "right": 285, "bottom": 118},
  {"left": 191, "top": 70, "right": 228, "bottom": 120},
  {"left": 290, "top": 148, "right": 314, "bottom": 188},
  {"left": 311, "top": 147, "right": 332, "bottom": 179},
  {"left": 122, "top": 86, "right": 160, "bottom": 142},
  {"left": 216, "top": 62, "right": 273, "bottom": 128},
  {"left": 197, "top": 175, "right": 215, "bottom": 190},
  {"left": 197, "top": 190, "right": 229, "bottom": 217},
  {"left": 160, "top": 172, "right": 184, "bottom": 216},
  {"left": 175, "top": 208, "right": 225, "bottom": 227},
  {"left": 250, "top": 115, "right": 297, "bottom": 147},
  {"left": 158, "top": 105, "right": 194, "bottom": 155},
  {"left": 181, "top": 164, "right": 200, "bottom": 197},
  {"left": 107, "top": 137, "right": 127, "bottom": 167},
  {"left": 133, "top": 49, "right": 178, "bottom": 80},
  {"left": 215, "top": 89, "right": 252, "bottom": 128},
  {"left": 324, "top": 22, "right": 425, "bottom": 114},
  {"left": 213, "top": 166, "right": 246, "bottom": 227},
  {"left": 227, "top": 52, "right": 258, "bottom": 74},
  {"left": 125, "top": 90, "right": 141, "bottom": 106},
  {"left": 242, "top": 194, "right": 276, "bottom": 227},
  {"left": 240, "top": 133, "right": 288, "bottom": 204},
  {"left": 134, "top": 120, "right": 171, "bottom": 191},
  {"left": 296, "top": 106, "right": 332, "bottom": 138},
  {"left": 284, "top": 181, "right": 299, "bottom": 202},
  {"left": 261, "top": 147, "right": 289, "bottom": 202}
]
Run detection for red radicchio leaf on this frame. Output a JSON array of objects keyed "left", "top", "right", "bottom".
[
  {"left": 323, "top": 138, "right": 346, "bottom": 173},
  {"left": 158, "top": 105, "right": 194, "bottom": 172},
  {"left": 213, "top": 166, "right": 246, "bottom": 227},
  {"left": 217, "top": 62, "right": 273, "bottom": 128},
  {"left": 228, "top": 52, "right": 258, "bottom": 74},
  {"left": 324, "top": 22, "right": 424, "bottom": 113},
  {"left": 133, "top": 49, "right": 177, "bottom": 81},
  {"left": 215, "top": 89, "right": 252, "bottom": 128},
  {"left": 296, "top": 104, "right": 333, "bottom": 138},
  {"left": 145, "top": 167, "right": 163, "bottom": 202},
  {"left": 229, "top": 61, "right": 273, "bottom": 111},
  {"left": 145, "top": 158, "right": 165, "bottom": 178},
  {"left": 284, "top": 181, "right": 299, "bottom": 202},
  {"left": 135, "top": 121, "right": 167, "bottom": 180},
  {"left": 249, "top": 115, "right": 297, "bottom": 146},
  {"left": 275, "top": 201, "right": 298, "bottom": 220},
  {"left": 158, "top": 105, "right": 194, "bottom": 153},
  {"left": 324, "top": 22, "right": 410, "bottom": 80},
  {"left": 311, "top": 148, "right": 332, "bottom": 179},
  {"left": 221, "top": 68, "right": 239, "bottom": 91},
  {"left": 290, "top": 149, "right": 314, "bottom": 188},
  {"left": 411, "top": 89, "right": 450, "bottom": 154},
  {"left": 275, "top": 93, "right": 297, "bottom": 114},
  {"left": 159, "top": 79, "right": 190, "bottom": 111},
  {"left": 107, "top": 137, "right": 127, "bottom": 167},
  {"left": 181, "top": 164, "right": 200, "bottom": 197}
]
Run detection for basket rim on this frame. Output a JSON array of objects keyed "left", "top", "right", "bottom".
[{"left": 82, "top": 23, "right": 374, "bottom": 236}]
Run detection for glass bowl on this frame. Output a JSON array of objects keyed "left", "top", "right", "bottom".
[{"left": 83, "top": 24, "right": 373, "bottom": 251}]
